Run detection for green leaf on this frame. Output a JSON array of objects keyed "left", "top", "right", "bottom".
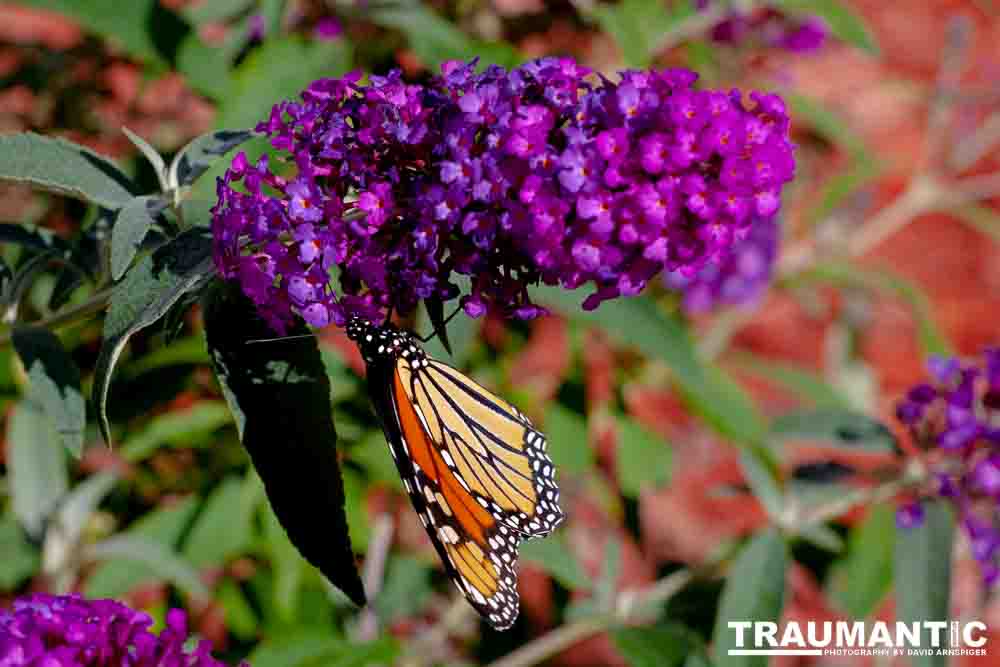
[
  {"left": 111, "top": 195, "right": 164, "bottom": 280},
  {"left": 544, "top": 404, "right": 593, "bottom": 475},
  {"left": 616, "top": 416, "right": 672, "bottom": 497},
  {"left": 248, "top": 633, "right": 400, "bottom": 667},
  {"left": 182, "top": 476, "right": 254, "bottom": 568},
  {"left": 519, "top": 535, "right": 590, "bottom": 590},
  {"left": 12, "top": 326, "right": 85, "bottom": 457},
  {"left": 42, "top": 472, "right": 118, "bottom": 580},
  {"left": 216, "top": 579, "right": 259, "bottom": 640},
  {"left": 0, "top": 222, "right": 72, "bottom": 255},
  {"left": 123, "top": 335, "right": 210, "bottom": 376},
  {"left": 202, "top": 280, "right": 365, "bottom": 606},
  {"left": 770, "top": 409, "right": 898, "bottom": 454},
  {"left": 773, "top": 0, "right": 879, "bottom": 54},
  {"left": 787, "top": 93, "right": 869, "bottom": 158},
  {"left": 122, "top": 127, "right": 167, "bottom": 188},
  {"left": 84, "top": 497, "right": 198, "bottom": 598},
  {"left": 7, "top": 402, "right": 68, "bottom": 539},
  {"left": 713, "top": 529, "right": 787, "bottom": 667},
  {"left": 730, "top": 354, "right": 849, "bottom": 408},
  {"left": 85, "top": 534, "right": 209, "bottom": 601},
  {"left": 895, "top": 501, "right": 953, "bottom": 667},
  {"left": 176, "top": 33, "right": 234, "bottom": 101},
  {"left": 833, "top": 503, "right": 895, "bottom": 618},
  {"left": 0, "top": 517, "right": 40, "bottom": 589},
  {"left": 586, "top": 0, "right": 693, "bottom": 68},
  {"left": 375, "top": 555, "right": 433, "bottom": 624},
  {"left": 18, "top": 0, "right": 170, "bottom": 64},
  {"left": 0, "top": 133, "right": 135, "bottom": 209},
  {"left": 739, "top": 450, "right": 784, "bottom": 521},
  {"left": 796, "top": 262, "right": 953, "bottom": 357},
  {"left": 613, "top": 623, "right": 703, "bottom": 667},
  {"left": 263, "top": 503, "right": 306, "bottom": 623},
  {"left": 121, "top": 401, "right": 232, "bottom": 461},
  {"left": 369, "top": 6, "right": 469, "bottom": 69},
  {"left": 215, "top": 38, "right": 352, "bottom": 132},
  {"left": 182, "top": 0, "right": 254, "bottom": 24},
  {"left": 169, "top": 129, "right": 254, "bottom": 188},
  {"left": 536, "top": 288, "right": 769, "bottom": 452},
  {"left": 94, "top": 228, "right": 215, "bottom": 446}
]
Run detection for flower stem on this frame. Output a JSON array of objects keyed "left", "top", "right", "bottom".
[{"left": 0, "top": 287, "right": 114, "bottom": 347}]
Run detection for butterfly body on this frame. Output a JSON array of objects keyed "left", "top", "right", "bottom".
[{"left": 346, "top": 317, "right": 564, "bottom": 629}]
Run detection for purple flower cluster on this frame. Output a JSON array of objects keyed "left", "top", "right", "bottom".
[
  {"left": 0, "top": 593, "right": 242, "bottom": 666},
  {"left": 896, "top": 350, "right": 1000, "bottom": 585},
  {"left": 212, "top": 57, "right": 795, "bottom": 333},
  {"left": 698, "top": 2, "right": 828, "bottom": 53},
  {"left": 663, "top": 214, "right": 779, "bottom": 313}
]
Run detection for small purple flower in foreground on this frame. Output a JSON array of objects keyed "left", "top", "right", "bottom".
[
  {"left": 663, "top": 214, "right": 779, "bottom": 313},
  {"left": 211, "top": 58, "right": 795, "bottom": 332},
  {"left": 0, "top": 593, "right": 243, "bottom": 666},
  {"left": 895, "top": 349, "right": 1000, "bottom": 586}
]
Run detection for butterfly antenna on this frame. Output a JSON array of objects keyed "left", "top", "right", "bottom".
[{"left": 245, "top": 332, "right": 319, "bottom": 345}]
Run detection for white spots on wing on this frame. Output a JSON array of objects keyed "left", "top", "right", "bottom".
[
  {"left": 440, "top": 449, "right": 456, "bottom": 469},
  {"left": 438, "top": 525, "right": 459, "bottom": 544}
]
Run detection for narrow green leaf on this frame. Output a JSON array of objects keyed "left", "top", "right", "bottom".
[
  {"left": 85, "top": 534, "right": 209, "bottom": 601},
  {"left": 203, "top": 280, "right": 365, "bottom": 606},
  {"left": 739, "top": 451, "right": 784, "bottom": 521},
  {"left": 0, "top": 133, "right": 135, "bottom": 209},
  {"left": 787, "top": 93, "right": 869, "bottom": 158},
  {"left": 8, "top": 403, "right": 68, "bottom": 539},
  {"left": 84, "top": 498, "right": 198, "bottom": 598},
  {"left": 895, "top": 501, "right": 953, "bottom": 667},
  {"left": 375, "top": 555, "right": 433, "bottom": 624},
  {"left": 0, "top": 223, "right": 72, "bottom": 255},
  {"left": 833, "top": 504, "right": 895, "bottom": 618},
  {"left": 0, "top": 517, "right": 40, "bottom": 589},
  {"left": 263, "top": 503, "right": 306, "bottom": 623},
  {"left": 94, "top": 228, "right": 215, "bottom": 446},
  {"left": 183, "top": 477, "right": 253, "bottom": 568},
  {"left": 536, "top": 288, "right": 769, "bottom": 452},
  {"left": 248, "top": 633, "right": 400, "bottom": 667},
  {"left": 216, "top": 579, "right": 259, "bottom": 640},
  {"left": 370, "top": 6, "right": 471, "bottom": 69},
  {"left": 616, "top": 416, "right": 672, "bottom": 497},
  {"left": 730, "top": 354, "right": 849, "bottom": 408},
  {"left": 18, "top": 0, "right": 170, "bottom": 64},
  {"left": 12, "top": 326, "right": 85, "bottom": 457},
  {"left": 773, "top": 0, "right": 879, "bottom": 54},
  {"left": 121, "top": 402, "right": 232, "bottom": 461},
  {"left": 520, "top": 535, "right": 590, "bottom": 590},
  {"left": 169, "top": 129, "right": 253, "bottom": 188},
  {"left": 111, "top": 195, "right": 164, "bottom": 280},
  {"left": 770, "top": 409, "right": 898, "bottom": 454},
  {"left": 122, "top": 127, "right": 167, "bottom": 188},
  {"left": 215, "top": 38, "right": 351, "bottom": 131},
  {"left": 613, "top": 623, "right": 703, "bottom": 667},
  {"left": 544, "top": 404, "right": 593, "bottom": 474},
  {"left": 713, "top": 529, "right": 787, "bottom": 667},
  {"left": 587, "top": 0, "right": 692, "bottom": 68}
]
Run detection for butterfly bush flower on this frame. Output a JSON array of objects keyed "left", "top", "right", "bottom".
[
  {"left": 663, "top": 214, "right": 779, "bottom": 313},
  {"left": 211, "top": 58, "right": 795, "bottom": 333},
  {"left": 0, "top": 593, "right": 242, "bottom": 666},
  {"left": 697, "top": 1, "right": 829, "bottom": 53},
  {"left": 895, "top": 350, "right": 1000, "bottom": 585}
]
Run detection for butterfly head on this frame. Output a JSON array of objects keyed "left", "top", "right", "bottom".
[{"left": 344, "top": 316, "right": 422, "bottom": 365}]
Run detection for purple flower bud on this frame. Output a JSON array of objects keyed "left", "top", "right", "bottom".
[{"left": 895, "top": 502, "right": 925, "bottom": 530}]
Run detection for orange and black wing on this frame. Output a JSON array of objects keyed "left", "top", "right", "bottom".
[{"left": 381, "top": 355, "right": 563, "bottom": 629}]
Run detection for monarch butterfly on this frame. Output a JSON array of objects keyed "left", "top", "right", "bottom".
[{"left": 345, "top": 316, "right": 565, "bottom": 629}]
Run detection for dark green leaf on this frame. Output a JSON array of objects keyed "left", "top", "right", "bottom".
[
  {"left": 773, "top": 0, "right": 879, "bottom": 54},
  {"left": 770, "top": 409, "right": 898, "bottom": 454},
  {"left": 169, "top": 130, "right": 254, "bottom": 187},
  {"left": 895, "top": 501, "right": 953, "bottom": 667},
  {"left": 18, "top": 0, "right": 170, "bottom": 64},
  {"left": 12, "top": 326, "right": 85, "bottom": 457},
  {"left": 111, "top": 196, "right": 165, "bottom": 280},
  {"left": 544, "top": 404, "right": 593, "bottom": 474},
  {"left": 94, "top": 228, "right": 215, "bottom": 446},
  {"left": 713, "top": 529, "right": 787, "bottom": 667},
  {"left": 0, "top": 133, "right": 135, "bottom": 209},
  {"left": 519, "top": 535, "right": 590, "bottom": 590},
  {"left": 215, "top": 38, "right": 352, "bottom": 131},
  {"left": 613, "top": 623, "right": 703, "bottom": 667},
  {"left": 7, "top": 402, "right": 69, "bottom": 539},
  {"left": 202, "top": 280, "right": 365, "bottom": 606},
  {"left": 183, "top": 476, "right": 254, "bottom": 568},
  {"left": 616, "top": 416, "right": 672, "bottom": 497},
  {"left": 0, "top": 223, "right": 72, "bottom": 255},
  {"left": 834, "top": 504, "right": 895, "bottom": 618},
  {"left": 423, "top": 297, "right": 453, "bottom": 356},
  {"left": 0, "top": 517, "right": 40, "bottom": 589},
  {"left": 49, "top": 211, "right": 113, "bottom": 309},
  {"left": 85, "top": 534, "right": 209, "bottom": 601}
]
